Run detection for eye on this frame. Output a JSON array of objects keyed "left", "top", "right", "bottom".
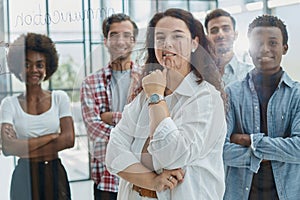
[
  {"left": 36, "top": 63, "right": 45, "bottom": 68},
  {"left": 109, "top": 32, "right": 119, "bottom": 40},
  {"left": 222, "top": 26, "right": 231, "bottom": 33},
  {"left": 173, "top": 34, "right": 184, "bottom": 39},
  {"left": 110, "top": 32, "right": 117, "bottom": 37},
  {"left": 25, "top": 62, "right": 30, "bottom": 68},
  {"left": 123, "top": 32, "right": 132, "bottom": 38},
  {"left": 210, "top": 28, "right": 219, "bottom": 34},
  {"left": 269, "top": 40, "right": 278, "bottom": 46},
  {"left": 155, "top": 35, "right": 165, "bottom": 44},
  {"left": 123, "top": 33, "right": 135, "bottom": 42}
]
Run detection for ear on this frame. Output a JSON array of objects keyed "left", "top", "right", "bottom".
[
  {"left": 234, "top": 30, "right": 238, "bottom": 41},
  {"left": 248, "top": 49, "right": 253, "bottom": 59},
  {"left": 104, "top": 37, "right": 108, "bottom": 47},
  {"left": 191, "top": 36, "right": 199, "bottom": 52},
  {"left": 283, "top": 44, "right": 288, "bottom": 55},
  {"left": 19, "top": 73, "right": 24, "bottom": 82}
]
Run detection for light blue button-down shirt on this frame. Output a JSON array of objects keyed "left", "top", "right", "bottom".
[
  {"left": 222, "top": 55, "right": 253, "bottom": 86},
  {"left": 223, "top": 69, "right": 300, "bottom": 200}
]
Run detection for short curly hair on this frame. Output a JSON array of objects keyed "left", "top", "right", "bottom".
[
  {"left": 247, "top": 15, "right": 288, "bottom": 46},
  {"left": 7, "top": 32, "right": 58, "bottom": 81}
]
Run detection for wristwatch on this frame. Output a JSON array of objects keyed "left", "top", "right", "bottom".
[{"left": 148, "top": 93, "right": 165, "bottom": 105}]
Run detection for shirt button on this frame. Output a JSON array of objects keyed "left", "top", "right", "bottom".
[
  {"left": 255, "top": 106, "right": 258, "bottom": 109},
  {"left": 245, "top": 187, "right": 249, "bottom": 191},
  {"left": 256, "top": 127, "right": 259, "bottom": 130},
  {"left": 44, "top": 161, "right": 48, "bottom": 165}
]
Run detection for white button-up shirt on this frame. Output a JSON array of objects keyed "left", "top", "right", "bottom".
[{"left": 106, "top": 72, "right": 226, "bottom": 200}]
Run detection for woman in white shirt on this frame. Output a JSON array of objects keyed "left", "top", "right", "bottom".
[
  {"left": 105, "top": 8, "right": 227, "bottom": 200},
  {"left": 0, "top": 33, "right": 75, "bottom": 200}
]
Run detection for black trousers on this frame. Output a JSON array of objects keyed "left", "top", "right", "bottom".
[
  {"left": 93, "top": 183, "right": 117, "bottom": 200},
  {"left": 11, "top": 158, "right": 71, "bottom": 200}
]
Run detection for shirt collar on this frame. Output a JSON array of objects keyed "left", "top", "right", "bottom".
[
  {"left": 105, "top": 61, "right": 141, "bottom": 78},
  {"left": 226, "top": 55, "right": 239, "bottom": 74},
  {"left": 248, "top": 68, "right": 294, "bottom": 89},
  {"left": 172, "top": 72, "right": 199, "bottom": 97},
  {"left": 279, "top": 71, "right": 294, "bottom": 88}
]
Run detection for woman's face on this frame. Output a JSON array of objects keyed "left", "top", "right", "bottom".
[
  {"left": 21, "top": 50, "right": 47, "bottom": 85},
  {"left": 154, "top": 16, "right": 198, "bottom": 78}
]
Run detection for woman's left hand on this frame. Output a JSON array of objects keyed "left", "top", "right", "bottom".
[
  {"left": 152, "top": 168, "right": 185, "bottom": 192},
  {"left": 142, "top": 69, "right": 167, "bottom": 97}
]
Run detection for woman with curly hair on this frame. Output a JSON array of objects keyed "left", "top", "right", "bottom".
[{"left": 0, "top": 33, "right": 74, "bottom": 200}]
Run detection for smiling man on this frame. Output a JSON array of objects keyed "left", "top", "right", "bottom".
[
  {"left": 205, "top": 9, "right": 252, "bottom": 86},
  {"left": 223, "top": 15, "right": 300, "bottom": 200},
  {"left": 80, "top": 13, "right": 141, "bottom": 200}
]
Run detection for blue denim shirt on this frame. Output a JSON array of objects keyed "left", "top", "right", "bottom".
[{"left": 224, "top": 70, "right": 300, "bottom": 200}]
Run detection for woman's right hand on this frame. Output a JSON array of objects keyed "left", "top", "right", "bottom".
[
  {"left": 142, "top": 69, "right": 167, "bottom": 98},
  {"left": 152, "top": 168, "right": 185, "bottom": 192}
]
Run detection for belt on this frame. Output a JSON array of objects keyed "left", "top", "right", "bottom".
[
  {"left": 132, "top": 185, "right": 157, "bottom": 198},
  {"left": 19, "top": 158, "right": 60, "bottom": 165}
]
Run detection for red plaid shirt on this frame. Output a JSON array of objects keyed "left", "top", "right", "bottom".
[{"left": 80, "top": 63, "right": 142, "bottom": 192}]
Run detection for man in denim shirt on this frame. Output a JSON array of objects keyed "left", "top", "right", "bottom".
[{"left": 224, "top": 15, "right": 300, "bottom": 200}]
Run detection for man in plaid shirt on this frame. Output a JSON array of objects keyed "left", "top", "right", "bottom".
[{"left": 80, "top": 13, "right": 141, "bottom": 200}]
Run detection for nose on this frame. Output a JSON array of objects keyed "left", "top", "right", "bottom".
[
  {"left": 115, "top": 34, "right": 127, "bottom": 47},
  {"left": 164, "top": 35, "right": 173, "bottom": 49},
  {"left": 27, "top": 64, "right": 39, "bottom": 73},
  {"left": 260, "top": 42, "right": 270, "bottom": 53},
  {"left": 217, "top": 29, "right": 225, "bottom": 39}
]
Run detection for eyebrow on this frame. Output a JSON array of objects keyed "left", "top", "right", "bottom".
[
  {"left": 109, "top": 31, "right": 132, "bottom": 35},
  {"left": 26, "top": 59, "right": 45, "bottom": 63},
  {"left": 210, "top": 24, "right": 230, "bottom": 29},
  {"left": 156, "top": 30, "right": 185, "bottom": 34},
  {"left": 268, "top": 36, "right": 280, "bottom": 39}
]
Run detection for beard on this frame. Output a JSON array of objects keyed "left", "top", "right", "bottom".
[
  {"left": 216, "top": 46, "right": 232, "bottom": 55},
  {"left": 111, "top": 54, "right": 130, "bottom": 63},
  {"left": 110, "top": 50, "right": 132, "bottom": 62}
]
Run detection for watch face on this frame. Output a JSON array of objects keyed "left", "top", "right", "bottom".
[
  {"left": 149, "top": 94, "right": 159, "bottom": 103},
  {"left": 148, "top": 93, "right": 164, "bottom": 105}
]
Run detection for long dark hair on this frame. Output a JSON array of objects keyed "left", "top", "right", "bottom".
[{"left": 143, "top": 8, "right": 225, "bottom": 102}]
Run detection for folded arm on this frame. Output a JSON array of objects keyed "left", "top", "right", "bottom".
[
  {"left": 1, "top": 123, "right": 58, "bottom": 157},
  {"left": 80, "top": 81, "right": 116, "bottom": 142},
  {"left": 223, "top": 98, "right": 262, "bottom": 173},
  {"left": 1, "top": 116, "right": 74, "bottom": 158},
  {"left": 25, "top": 116, "right": 75, "bottom": 158},
  {"left": 118, "top": 163, "right": 184, "bottom": 191}
]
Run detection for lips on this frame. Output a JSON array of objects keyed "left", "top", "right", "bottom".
[
  {"left": 258, "top": 57, "right": 274, "bottom": 62},
  {"left": 115, "top": 48, "right": 128, "bottom": 53},
  {"left": 162, "top": 51, "right": 176, "bottom": 58},
  {"left": 27, "top": 75, "right": 41, "bottom": 81}
]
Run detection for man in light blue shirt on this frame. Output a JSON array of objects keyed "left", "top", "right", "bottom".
[
  {"left": 224, "top": 15, "right": 300, "bottom": 200},
  {"left": 205, "top": 9, "right": 252, "bottom": 86}
]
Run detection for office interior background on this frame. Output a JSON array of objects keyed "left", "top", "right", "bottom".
[{"left": 0, "top": 0, "right": 299, "bottom": 199}]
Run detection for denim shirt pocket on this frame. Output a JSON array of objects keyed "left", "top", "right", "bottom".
[{"left": 271, "top": 107, "right": 290, "bottom": 138}]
